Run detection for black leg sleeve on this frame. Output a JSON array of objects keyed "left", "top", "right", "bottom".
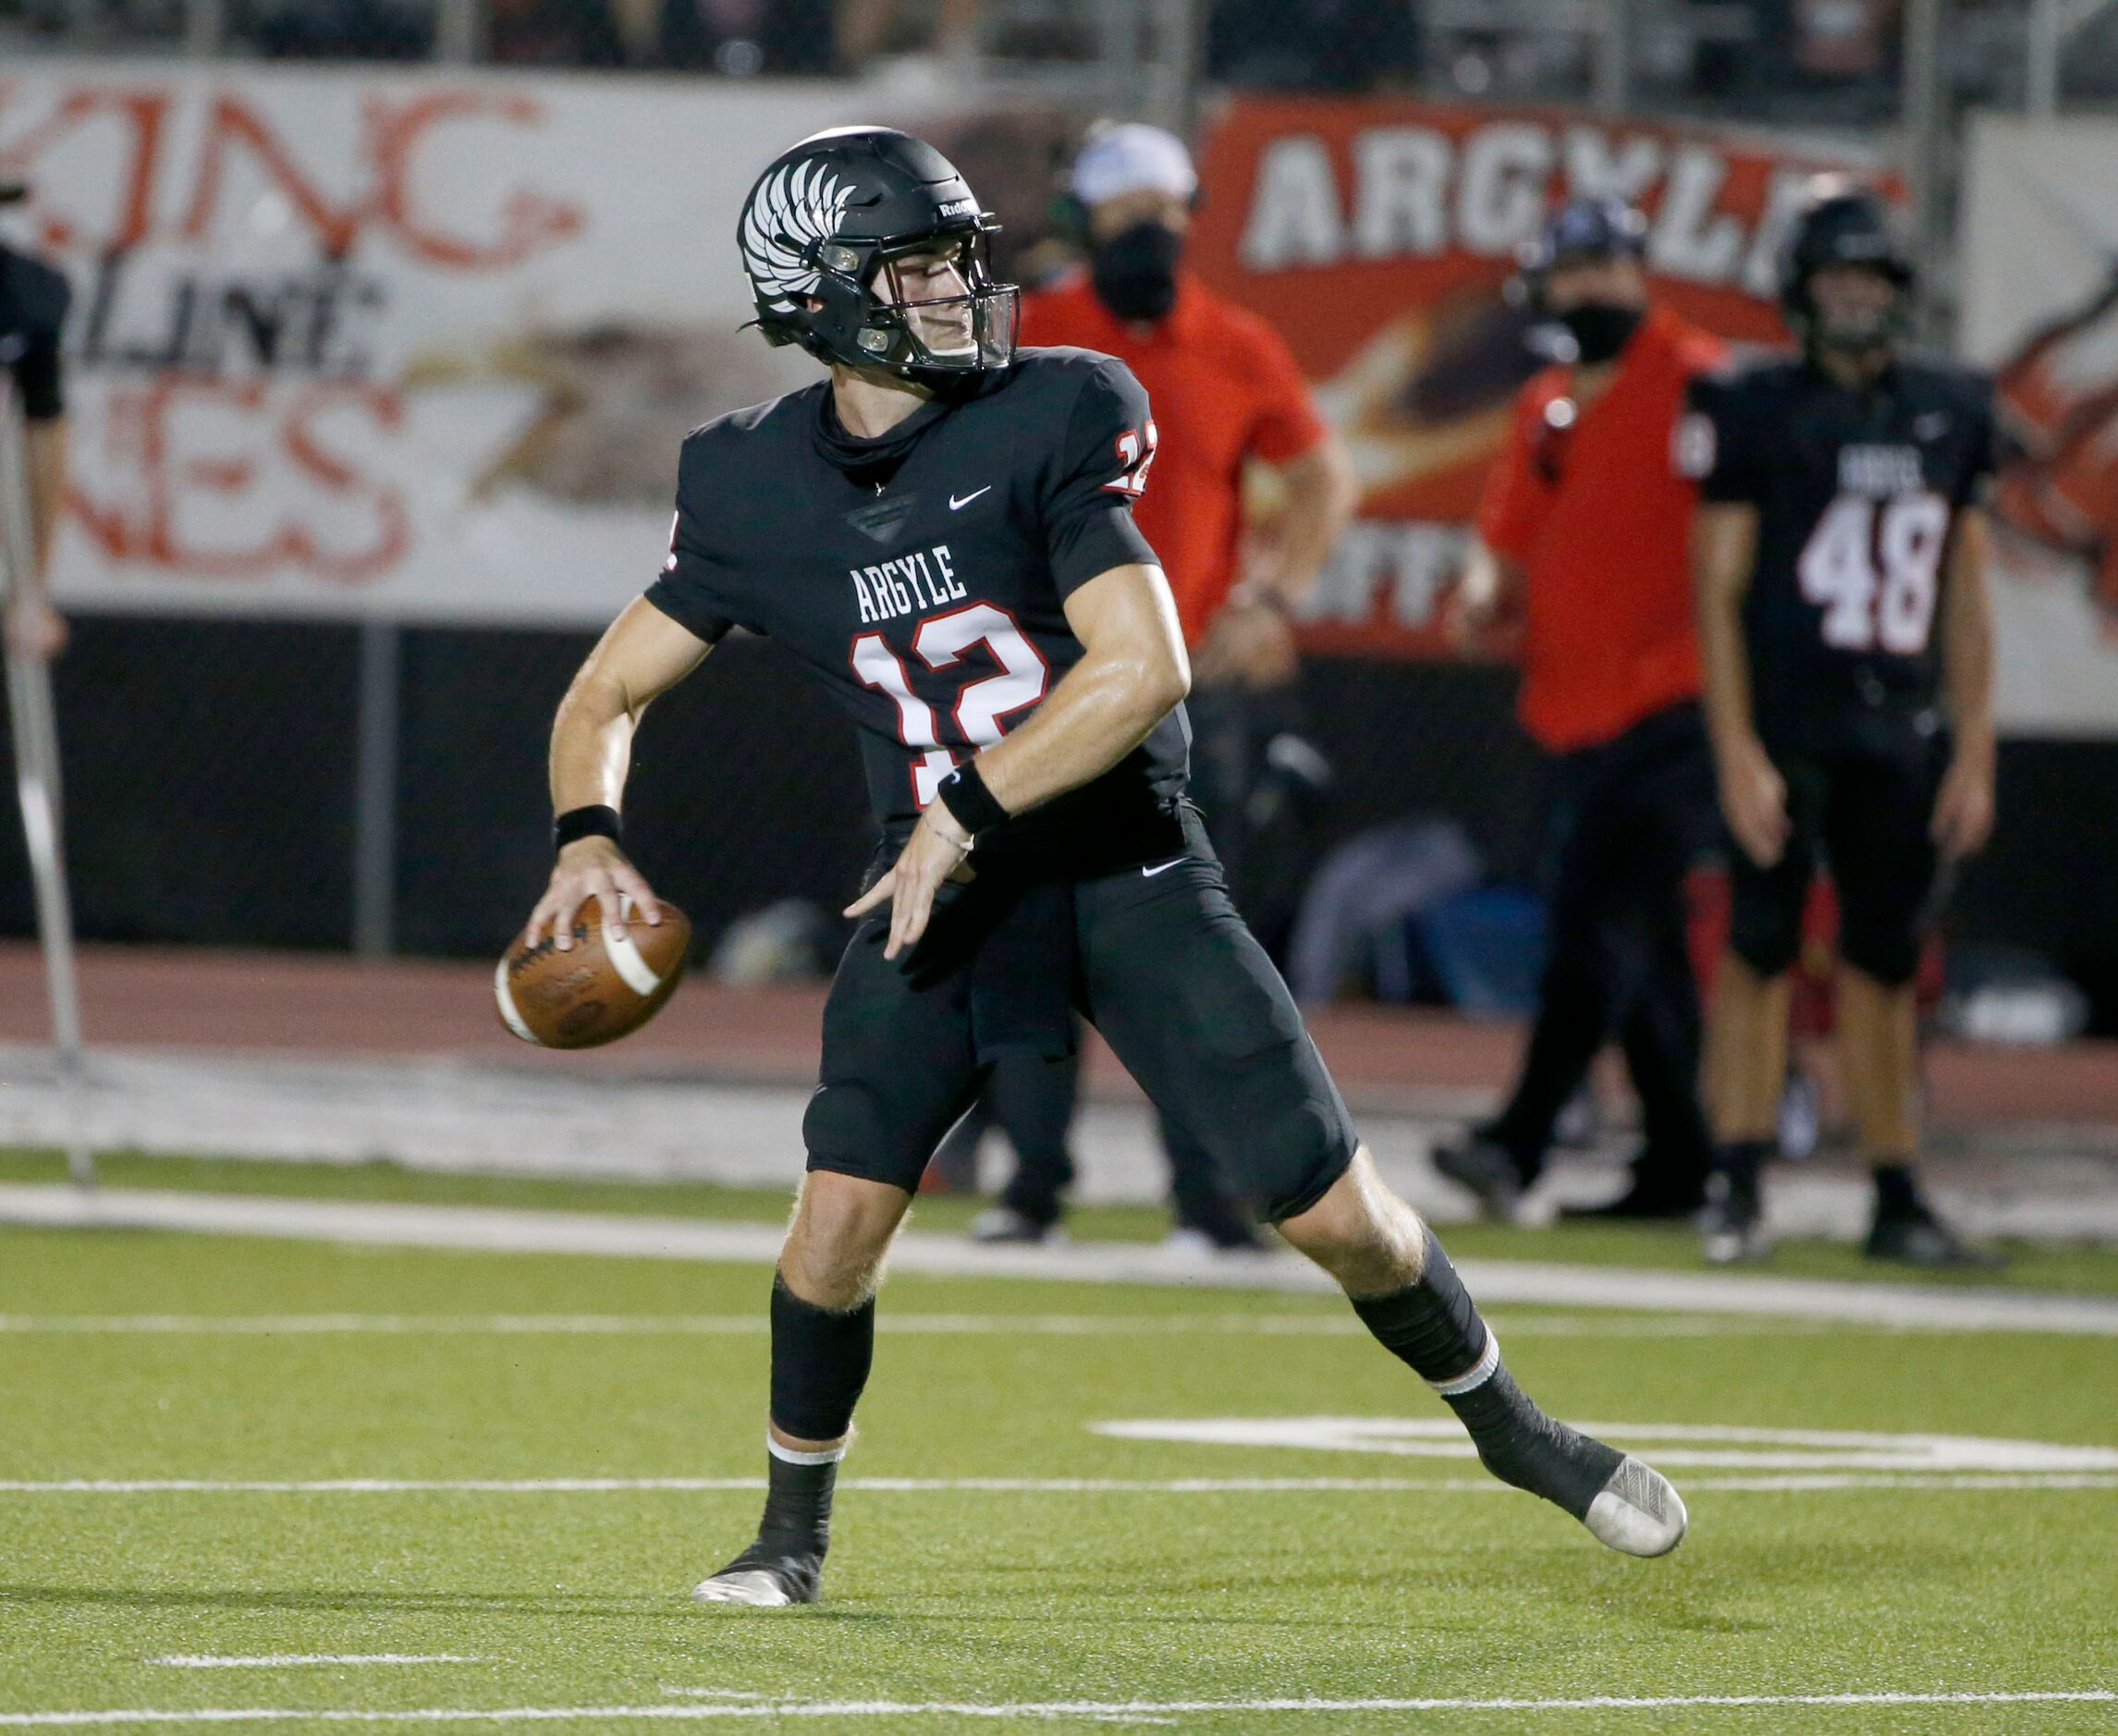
[
  {"left": 1350, "top": 1227, "right": 1621, "bottom": 1520},
  {"left": 769, "top": 1273, "right": 875, "bottom": 1445}
]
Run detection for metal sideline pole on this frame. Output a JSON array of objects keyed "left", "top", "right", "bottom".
[
  {"left": 435, "top": 0, "right": 485, "bottom": 65},
  {"left": 1899, "top": 0, "right": 1947, "bottom": 345},
  {"left": 0, "top": 372, "right": 92, "bottom": 1188},
  {"left": 183, "top": 0, "right": 224, "bottom": 59},
  {"left": 1150, "top": 0, "right": 1203, "bottom": 141},
  {"left": 2026, "top": 0, "right": 2060, "bottom": 116},
  {"left": 1593, "top": 0, "right": 1633, "bottom": 116}
]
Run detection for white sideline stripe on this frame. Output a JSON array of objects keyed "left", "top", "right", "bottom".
[
  {"left": 1, "top": 1474, "right": 2112, "bottom": 1495},
  {"left": 4, "top": 1186, "right": 2116, "bottom": 1336},
  {"left": 0, "top": 1690, "right": 2107, "bottom": 1723},
  {"left": 0, "top": 1313, "right": 1843, "bottom": 1339},
  {"left": 153, "top": 1659, "right": 480, "bottom": 1670}
]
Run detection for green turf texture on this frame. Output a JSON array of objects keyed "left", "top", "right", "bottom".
[
  {"left": 1, "top": 1221, "right": 2114, "bottom": 1732},
  {"left": 6, "top": 1146, "right": 2118, "bottom": 1295}
]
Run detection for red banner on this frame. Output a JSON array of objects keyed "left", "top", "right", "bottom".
[{"left": 1188, "top": 96, "right": 1881, "bottom": 657}]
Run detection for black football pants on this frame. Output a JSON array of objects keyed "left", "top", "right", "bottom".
[
  {"left": 1486, "top": 702, "right": 1717, "bottom": 1193},
  {"left": 803, "top": 827, "right": 1358, "bottom": 1224},
  {"left": 1730, "top": 709, "right": 1947, "bottom": 988}
]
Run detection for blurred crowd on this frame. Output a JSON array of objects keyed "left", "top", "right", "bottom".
[{"left": 3, "top": 0, "right": 2014, "bottom": 119}]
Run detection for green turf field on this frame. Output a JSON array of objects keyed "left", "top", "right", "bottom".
[{"left": 2, "top": 1205, "right": 2115, "bottom": 1731}]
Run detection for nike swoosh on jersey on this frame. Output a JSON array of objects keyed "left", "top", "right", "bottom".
[
  {"left": 1141, "top": 858, "right": 1187, "bottom": 877},
  {"left": 949, "top": 486, "right": 993, "bottom": 510}
]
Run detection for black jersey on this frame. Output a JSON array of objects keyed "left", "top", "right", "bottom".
[
  {"left": 1681, "top": 354, "right": 1999, "bottom": 740},
  {"left": 646, "top": 347, "right": 1188, "bottom": 867},
  {"left": 0, "top": 242, "right": 69, "bottom": 422}
]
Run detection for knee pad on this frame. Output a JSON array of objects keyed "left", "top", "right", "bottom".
[
  {"left": 802, "top": 1081, "right": 936, "bottom": 1192},
  {"left": 1727, "top": 880, "right": 1803, "bottom": 981},
  {"left": 1245, "top": 1082, "right": 1358, "bottom": 1224},
  {"left": 1837, "top": 906, "right": 1922, "bottom": 988}
]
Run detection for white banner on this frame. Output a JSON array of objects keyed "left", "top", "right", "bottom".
[
  {"left": 1, "top": 64, "right": 942, "bottom": 626},
  {"left": 1961, "top": 115, "right": 2118, "bottom": 737}
]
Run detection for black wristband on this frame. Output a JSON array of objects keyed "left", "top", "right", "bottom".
[
  {"left": 553, "top": 804, "right": 623, "bottom": 853},
  {"left": 937, "top": 761, "right": 1008, "bottom": 837}
]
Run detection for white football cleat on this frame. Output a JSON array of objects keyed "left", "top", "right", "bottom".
[
  {"left": 690, "top": 1550, "right": 821, "bottom": 1607},
  {"left": 1584, "top": 1455, "right": 1688, "bottom": 1559}
]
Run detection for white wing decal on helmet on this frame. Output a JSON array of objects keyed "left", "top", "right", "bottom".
[{"left": 741, "top": 160, "right": 857, "bottom": 314}]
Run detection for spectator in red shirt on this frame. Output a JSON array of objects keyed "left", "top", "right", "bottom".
[
  {"left": 1433, "top": 199, "right": 1725, "bottom": 1226},
  {"left": 961, "top": 123, "right": 1356, "bottom": 1254},
  {"left": 1021, "top": 124, "right": 1358, "bottom": 696}
]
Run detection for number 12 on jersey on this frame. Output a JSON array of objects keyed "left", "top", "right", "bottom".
[
  {"left": 1795, "top": 492, "right": 1950, "bottom": 656},
  {"left": 852, "top": 602, "right": 1052, "bottom": 807}
]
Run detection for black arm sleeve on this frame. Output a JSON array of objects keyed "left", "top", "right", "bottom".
[
  {"left": 1680, "top": 371, "right": 1764, "bottom": 506},
  {"left": 1043, "top": 357, "right": 1160, "bottom": 598},
  {"left": 643, "top": 438, "right": 739, "bottom": 644}
]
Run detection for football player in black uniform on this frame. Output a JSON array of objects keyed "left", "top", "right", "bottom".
[
  {"left": 523, "top": 128, "right": 1686, "bottom": 1606},
  {"left": 1684, "top": 179, "right": 1999, "bottom": 1266}
]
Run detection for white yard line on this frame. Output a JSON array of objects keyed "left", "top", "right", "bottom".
[
  {"left": 0, "top": 1690, "right": 2108, "bottom": 1723},
  {"left": 0, "top": 1313, "right": 1834, "bottom": 1339},
  {"left": 4, "top": 1187, "right": 2114, "bottom": 1335},
  {"left": 0, "top": 1475, "right": 2110, "bottom": 1495},
  {"left": 152, "top": 1660, "right": 481, "bottom": 1671}
]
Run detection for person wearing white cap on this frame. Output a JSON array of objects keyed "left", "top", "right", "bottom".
[{"left": 964, "top": 122, "right": 1359, "bottom": 1253}]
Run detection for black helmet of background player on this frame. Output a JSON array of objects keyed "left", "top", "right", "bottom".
[
  {"left": 1515, "top": 196, "right": 1651, "bottom": 366},
  {"left": 1778, "top": 177, "right": 1914, "bottom": 358},
  {"left": 1067, "top": 122, "right": 1200, "bottom": 325},
  {"left": 738, "top": 127, "right": 1017, "bottom": 386}
]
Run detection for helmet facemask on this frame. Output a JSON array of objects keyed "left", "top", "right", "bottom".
[
  {"left": 768, "top": 219, "right": 1017, "bottom": 387},
  {"left": 850, "top": 228, "right": 1018, "bottom": 382},
  {"left": 1794, "top": 259, "right": 1911, "bottom": 356}
]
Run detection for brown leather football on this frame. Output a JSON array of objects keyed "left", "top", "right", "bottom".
[{"left": 495, "top": 899, "right": 691, "bottom": 1049}]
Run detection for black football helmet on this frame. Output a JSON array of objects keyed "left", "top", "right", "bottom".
[
  {"left": 1778, "top": 177, "right": 1914, "bottom": 353},
  {"left": 738, "top": 127, "right": 1017, "bottom": 385}
]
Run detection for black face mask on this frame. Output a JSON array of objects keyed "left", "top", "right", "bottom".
[
  {"left": 1090, "top": 221, "right": 1184, "bottom": 324},
  {"left": 1557, "top": 300, "right": 1645, "bottom": 365}
]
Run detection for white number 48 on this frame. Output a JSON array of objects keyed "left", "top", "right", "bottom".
[{"left": 1796, "top": 492, "right": 1950, "bottom": 656}]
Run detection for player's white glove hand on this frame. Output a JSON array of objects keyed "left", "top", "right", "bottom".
[
  {"left": 844, "top": 803, "right": 972, "bottom": 961},
  {"left": 526, "top": 836, "right": 663, "bottom": 950},
  {"left": 1717, "top": 737, "right": 1790, "bottom": 870}
]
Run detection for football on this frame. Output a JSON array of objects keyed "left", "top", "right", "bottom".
[{"left": 495, "top": 898, "right": 691, "bottom": 1049}]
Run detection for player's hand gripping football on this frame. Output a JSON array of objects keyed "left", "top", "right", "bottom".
[
  {"left": 1930, "top": 747, "right": 1996, "bottom": 862},
  {"left": 1717, "top": 736, "right": 1790, "bottom": 869},
  {"left": 526, "top": 836, "right": 663, "bottom": 952},
  {"left": 844, "top": 802, "right": 973, "bottom": 960}
]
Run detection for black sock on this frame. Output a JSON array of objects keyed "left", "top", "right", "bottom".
[
  {"left": 769, "top": 1272, "right": 875, "bottom": 1443},
  {"left": 1709, "top": 1139, "right": 1771, "bottom": 1200},
  {"left": 750, "top": 1272, "right": 875, "bottom": 1566},
  {"left": 1350, "top": 1227, "right": 1619, "bottom": 1520},
  {"left": 754, "top": 1439, "right": 841, "bottom": 1563},
  {"left": 1871, "top": 1162, "right": 1921, "bottom": 1218}
]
